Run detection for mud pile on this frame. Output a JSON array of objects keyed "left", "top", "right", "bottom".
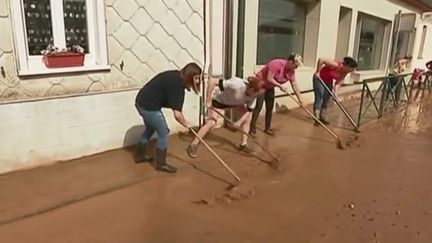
[
  {"left": 344, "top": 134, "right": 364, "bottom": 148},
  {"left": 193, "top": 186, "right": 257, "bottom": 206}
]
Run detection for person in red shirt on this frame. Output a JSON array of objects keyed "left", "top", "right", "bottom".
[
  {"left": 313, "top": 57, "right": 357, "bottom": 125},
  {"left": 411, "top": 68, "right": 425, "bottom": 88},
  {"left": 249, "top": 53, "right": 304, "bottom": 136},
  {"left": 408, "top": 68, "right": 426, "bottom": 102},
  {"left": 410, "top": 59, "right": 432, "bottom": 91}
]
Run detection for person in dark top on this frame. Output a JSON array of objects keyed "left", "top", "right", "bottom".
[
  {"left": 426, "top": 60, "right": 432, "bottom": 83},
  {"left": 135, "top": 62, "right": 202, "bottom": 173},
  {"left": 426, "top": 60, "right": 432, "bottom": 70}
]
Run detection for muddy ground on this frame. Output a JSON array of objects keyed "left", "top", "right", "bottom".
[{"left": 0, "top": 92, "right": 431, "bottom": 243}]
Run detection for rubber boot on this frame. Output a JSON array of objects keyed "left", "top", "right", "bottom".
[
  {"left": 264, "top": 111, "right": 274, "bottom": 136},
  {"left": 134, "top": 142, "right": 153, "bottom": 163},
  {"left": 313, "top": 109, "right": 320, "bottom": 126},
  {"left": 186, "top": 144, "right": 198, "bottom": 158},
  {"left": 249, "top": 127, "right": 257, "bottom": 137},
  {"left": 264, "top": 128, "right": 274, "bottom": 136},
  {"left": 320, "top": 108, "right": 330, "bottom": 125},
  {"left": 153, "top": 148, "right": 177, "bottom": 173},
  {"left": 238, "top": 143, "right": 257, "bottom": 155}
]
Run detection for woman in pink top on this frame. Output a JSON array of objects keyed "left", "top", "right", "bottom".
[
  {"left": 313, "top": 57, "right": 357, "bottom": 125},
  {"left": 250, "top": 53, "right": 304, "bottom": 136}
]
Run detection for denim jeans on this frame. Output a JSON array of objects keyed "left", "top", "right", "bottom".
[
  {"left": 313, "top": 74, "right": 333, "bottom": 111},
  {"left": 135, "top": 104, "right": 169, "bottom": 150},
  {"left": 387, "top": 74, "right": 403, "bottom": 102},
  {"left": 250, "top": 87, "right": 275, "bottom": 131}
]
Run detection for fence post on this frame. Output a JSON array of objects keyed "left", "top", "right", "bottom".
[
  {"left": 379, "top": 78, "right": 388, "bottom": 116},
  {"left": 357, "top": 81, "right": 366, "bottom": 127}
]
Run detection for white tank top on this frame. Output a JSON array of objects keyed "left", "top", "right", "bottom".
[{"left": 213, "top": 77, "right": 256, "bottom": 109}]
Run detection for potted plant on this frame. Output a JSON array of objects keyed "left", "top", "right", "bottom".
[{"left": 41, "top": 44, "right": 85, "bottom": 68}]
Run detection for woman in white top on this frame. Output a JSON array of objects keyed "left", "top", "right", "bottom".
[
  {"left": 388, "top": 56, "right": 412, "bottom": 103},
  {"left": 187, "top": 76, "right": 265, "bottom": 158}
]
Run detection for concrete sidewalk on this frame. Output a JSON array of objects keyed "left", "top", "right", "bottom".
[{"left": 0, "top": 112, "right": 359, "bottom": 225}]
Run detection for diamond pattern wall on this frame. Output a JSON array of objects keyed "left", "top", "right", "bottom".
[{"left": 0, "top": 0, "right": 204, "bottom": 102}]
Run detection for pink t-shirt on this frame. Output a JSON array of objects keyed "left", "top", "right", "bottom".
[
  {"left": 413, "top": 68, "right": 424, "bottom": 80},
  {"left": 255, "top": 59, "right": 296, "bottom": 89}
]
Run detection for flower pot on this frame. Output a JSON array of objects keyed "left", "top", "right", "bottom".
[{"left": 43, "top": 52, "right": 85, "bottom": 68}]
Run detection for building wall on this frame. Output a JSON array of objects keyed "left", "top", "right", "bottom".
[
  {"left": 0, "top": 0, "right": 205, "bottom": 173},
  {"left": 249, "top": 0, "right": 432, "bottom": 110},
  {"left": 411, "top": 21, "right": 432, "bottom": 68},
  {"left": 317, "top": 0, "right": 431, "bottom": 76},
  {"left": 308, "top": 0, "right": 429, "bottom": 81},
  {"left": 0, "top": 89, "right": 200, "bottom": 173},
  {"left": 0, "top": 0, "right": 204, "bottom": 101}
]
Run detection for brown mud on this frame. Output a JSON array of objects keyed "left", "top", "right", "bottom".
[{"left": 0, "top": 93, "right": 431, "bottom": 243}]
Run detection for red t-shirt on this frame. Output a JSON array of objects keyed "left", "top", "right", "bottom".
[
  {"left": 319, "top": 62, "right": 343, "bottom": 85},
  {"left": 255, "top": 59, "right": 296, "bottom": 89}
]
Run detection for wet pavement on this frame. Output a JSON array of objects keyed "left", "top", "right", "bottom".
[{"left": 0, "top": 89, "right": 431, "bottom": 243}]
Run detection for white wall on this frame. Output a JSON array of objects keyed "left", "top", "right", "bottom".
[
  {"left": 235, "top": 0, "right": 432, "bottom": 134},
  {"left": 0, "top": 0, "right": 206, "bottom": 174},
  {"left": 0, "top": 91, "right": 200, "bottom": 174},
  {"left": 0, "top": 1, "right": 204, "bottom": 102},
  {"left": 411, "top": 21, "right": 432, "bottom": 68},
  {"left": 306, "top": 0, "right": 431, "bottom": 88},
  {"left": 266, "top": 0, "right": 429, "bottom": 97},
  {"left": 317, "top": 0, "right": 419, "bottom": 73}
]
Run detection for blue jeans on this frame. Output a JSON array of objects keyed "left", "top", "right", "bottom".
[
  {"left": 313, "top": 74, "right": 333, "bottom": 111},
  {"left": 135, "top": 104, "right": 169, "bottom": 150}
]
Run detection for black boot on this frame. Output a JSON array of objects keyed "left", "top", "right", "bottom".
[
  {"left": 313, "top": 109, "right": 320, "bottom": 126},
  {"left": 134, "top": 143, "right": 153, "bottom": 163},
  {"left": 319, "top": 108, "right": 330, "bottom": 125},
  {"left": 152, "top": 148, "right": 177, "bottom": 173},
  {"left": 249, "top": 127, "right": 257, "bottom": 137},
  {"left": 264, "top": 128, "right": 275, "bottom": 136}
]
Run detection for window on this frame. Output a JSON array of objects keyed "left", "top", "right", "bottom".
[
  {"left": 418, "top": 26, "right": 427, "bottom": 59},
  {"left": 395, "top": 30, "right": 414, "bottom": 60},
  {"left": 355, "top": 13, "right": 391, "bottom": 70},
  {"left": 256, "top": 0, "right": 307, "bottom": 65},
  {"left": 11, "top": 0, "right": 109, "bottom": 76},
  {"left": 394, "top": 13, "right": 416, "bottom": 60}
]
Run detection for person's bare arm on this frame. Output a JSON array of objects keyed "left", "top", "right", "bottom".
[
  {"left": 173, "top": 110, "right": 192, "bottom": 129},
  {"left": 334, "top": 74, "right": 348, "bottom": 94},
  {"left": 206, "top": 77, "right": 218, "bottom": 107},
  {"left": 266, "top": 71, "right": 283, "bottom": 89},
  {"left": 289, "top": 80, "right": 304, "bottom": 105}
]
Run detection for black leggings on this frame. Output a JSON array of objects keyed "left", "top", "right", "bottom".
[{"left": 250, "top": 88, "right": 275, "bottom": 131}]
